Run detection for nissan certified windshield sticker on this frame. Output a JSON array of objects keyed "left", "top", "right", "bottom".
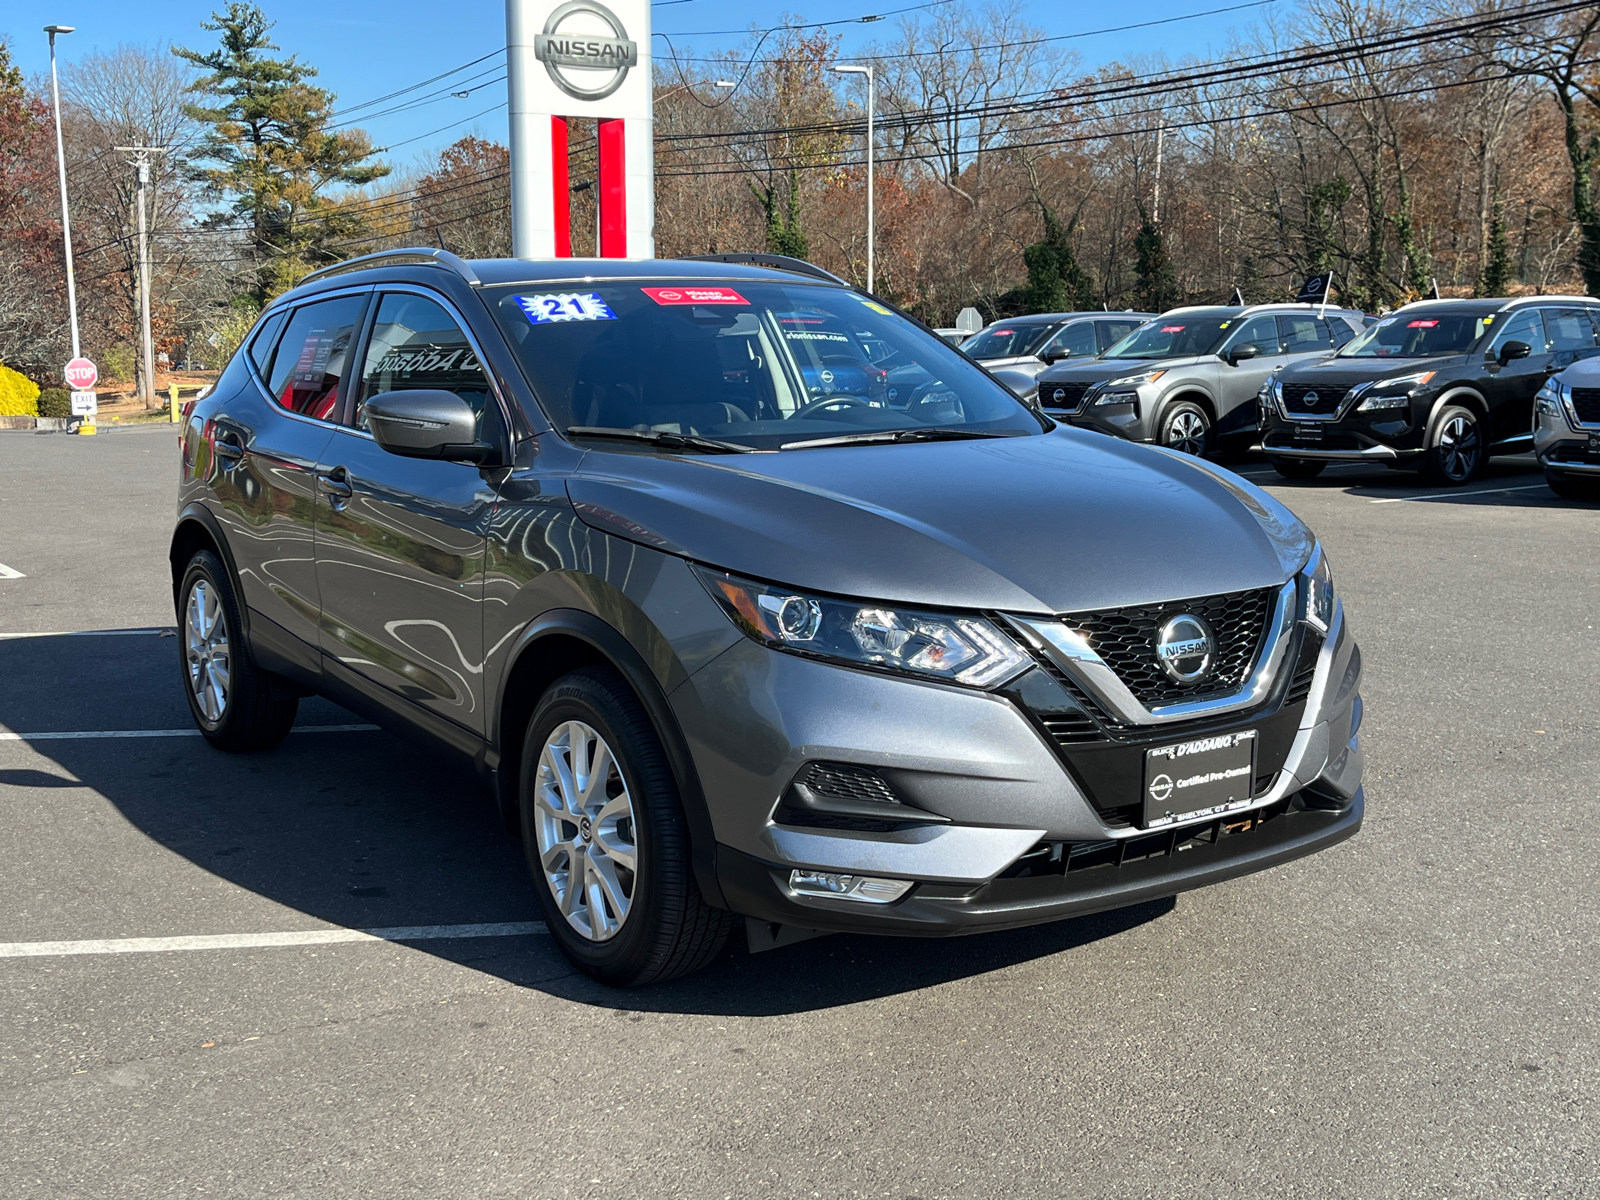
[
  {"left": 1407, "top": 319, "right": 1439, "bottom": 328},
  {"left": 1160, "top": 324, "right": 1185, "bottom": 332},
  {"left": 642, "top": 286, "right": 748, "bottom": 306},
  {"left": 514, "top": 293, "right": 617, "bottom": 324}
]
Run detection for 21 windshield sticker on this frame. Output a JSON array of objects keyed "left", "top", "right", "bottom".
[{"left": 514, "top": 293, "right": 617, "bottom": 324}]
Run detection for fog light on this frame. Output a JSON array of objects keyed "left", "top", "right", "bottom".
[{"left": 789, "top": 869, "right": 913, "bottom": 904}]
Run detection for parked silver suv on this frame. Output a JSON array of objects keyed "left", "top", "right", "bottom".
[
  {"left": 1536, "top": 351, "right": 1600, "bottom": 499},
  {"left": 964, "top": 312, "right": 1153, "bottom": 399},
  {"left": 1036, "top": 304, "right": 1369, "bottom": 455}
]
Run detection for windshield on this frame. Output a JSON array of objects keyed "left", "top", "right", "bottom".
[
  {"left": 963, "top": 322, "right": 1059, "bottom": 359},
  {"left": 489, "top": 282, "right": 1042, "bottom": 450},
  {"left": 1338, "top": 311, "right": 1486, "bottom": 358},
  {"left": 1103, "top": 316, "right": 1232, "bottom": 359}
]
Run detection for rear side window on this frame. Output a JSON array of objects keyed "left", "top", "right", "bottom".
[
  {"left": 355, "top": 292, "right": 491, "bottom": 432},
  {"left": 1542, "top": 307, "right": 1600, "bottom": 353},
  {"left": 1098, "top": 321, "right": 1140, "bottom": 351},
  {"left": 1279, "top": 315, "right": 1334, "bottom": 353},
  {"left": 265, "top": 295, "right": 366, "bottom": 421},
  {"left": 248, "top": 309, "right": 287, "bottom": 375},
  {"left": 1329, "top": 317, "right": 1360, "bottom": 348}
]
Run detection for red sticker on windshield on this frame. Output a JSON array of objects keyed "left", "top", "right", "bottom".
[
  {"left": 1160, "top": 325, "right": 1185, "bottom": 332},
  {"left": 1407, "top": 319, "right": 1438, "bottom": 328},
  {"left": 993, "top": 329, "right": 1014, "bottom": 335},
  {"left": 642, "top": 286, "right": 748, "bottom": 306}
]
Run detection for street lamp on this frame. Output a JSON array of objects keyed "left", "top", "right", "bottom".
[
  {"left": 830, "top": 63, "right": 874, "bottom": 294},
  {"left": 44, "top": 24, "right": 81, "bottom": 362}
]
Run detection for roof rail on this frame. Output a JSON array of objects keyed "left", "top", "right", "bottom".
[
  {"left": 297, "top": 247, "right": 483, "bottom": 288},
  {"left": 1500, "top": 294, "right": 1596, "bottom": 308},
  {"left": 679, "top": 253, "right": 851, "bottom": 287}
]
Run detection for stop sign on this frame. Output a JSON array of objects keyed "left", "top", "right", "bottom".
[{"left": 64, "top": 358, "right": 98, "bottom": 390}]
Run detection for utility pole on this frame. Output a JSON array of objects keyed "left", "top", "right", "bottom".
[
  {"left": 831, "top": 64, "right": 875, "bottom": 293},
  {"left": 44, "top": 25, "right": 80, "bottom": 361},
  {"left": 1152, "top": 121, "right": 1165, "bottom": 225},
  {"left": 116, "top": 146, "right": 167, "bottom": 408}
]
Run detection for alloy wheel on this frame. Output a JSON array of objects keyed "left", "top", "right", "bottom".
[
  {"left": 184, "top": 579, "right": 231, "bottom": 723},
  {"left": 1165, "top": 409, "right": 1208, "bottom": 456},
  {"left": 1436, "top": 413, "right": 1481, "bottom": 482},
  {"left": 533, "top": 720, "right": 638, "bottom": 942}
]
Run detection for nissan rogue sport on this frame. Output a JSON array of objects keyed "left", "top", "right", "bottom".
[{"left": 171, "top": 250, "right": 1364, "bottom": 985}]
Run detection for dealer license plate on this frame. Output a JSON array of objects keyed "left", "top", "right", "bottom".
[
  {"left": 1143, "top": 730, "right": 1258, "bottom": 828},
  {"left": 1589, "top": 432, "right": 1600, "bottom": 452},
  {"left": 1294, "top": 424, "right": 1322, "bottom": 441}
]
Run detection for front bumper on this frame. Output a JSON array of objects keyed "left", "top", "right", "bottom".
[
  {"left": 1534, "top": 405, "right": 1600, "bottom": 474},
  {"left": 672, "top": 594, "right": 1364, "bottom": 936}
]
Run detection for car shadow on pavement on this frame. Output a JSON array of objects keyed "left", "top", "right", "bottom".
[{"left": 1, "top": 633, "right": 1176, "bottom": 1013}]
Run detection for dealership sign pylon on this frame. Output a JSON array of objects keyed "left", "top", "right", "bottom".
[{"left": 506, "top": 0, "right": 654, "bottom": 259}]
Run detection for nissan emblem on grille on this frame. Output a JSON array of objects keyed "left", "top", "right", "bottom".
[
  {"left": 1303, "top": 391, "right": 1319, "bottom": 408},
  {"left": 1155, "top": 614, "right": 1215, "bottom": 684}
]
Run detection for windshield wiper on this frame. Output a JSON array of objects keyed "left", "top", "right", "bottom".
[
  {"left": 566, "top": 426, "right": 756, "bottom": 454},
  {"left": 780, "top": 428, "right": 1022, "bottom": 451}
]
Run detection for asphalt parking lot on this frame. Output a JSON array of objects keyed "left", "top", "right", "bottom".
[{"left": 2, "top": 422, "right": 1597, "bottom": 1199}]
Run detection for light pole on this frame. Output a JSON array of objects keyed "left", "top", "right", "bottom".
[
  {"left": 830, "top": 63, "right": 874, "bottom": 293},
  {"left": 44, "top": 24, "right": 81, "bottom": 361}
]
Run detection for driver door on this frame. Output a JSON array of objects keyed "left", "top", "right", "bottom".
[
  {"left": 1482, "top": 307, "right": 1554, "bottom": 443},
  {"left": 1217, "top": 316, "right": 1286, "bottom": 418}
]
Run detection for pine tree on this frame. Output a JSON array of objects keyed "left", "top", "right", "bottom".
[
  {"left": 174, "top": 3, "right": 388, "bottom": 300},
  {"left": 1134, "top": 213, "right": 1180, "bottom": 312},
  {"left": 1479, "top": 197, "right": 1512, "bottom": 298},
  {"left": 1021, "top": 204, "right": 1093, "bottom": 314},
  {"left": 752, "top": 172, "right": 809, "bottom": 260}
]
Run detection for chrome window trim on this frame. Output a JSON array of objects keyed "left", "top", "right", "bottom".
[{"left": 1004, "top": 579, "right": 1298, "bottom": 726}]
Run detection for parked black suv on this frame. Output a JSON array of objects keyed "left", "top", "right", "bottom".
[
  {"left": 1259, "top": 296, "right": 1600, "bottom": 483},
  {"left": 171, "top": 249, "right": 1363, "bottom": 985}
]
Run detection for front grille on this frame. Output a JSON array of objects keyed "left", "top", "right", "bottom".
[
  {"left": 999, "top": 799, "right": 1292, "bottom": 878},
  {"left": 800, "top": 761, "right": 897, "bottom": 804},
  {"left": 1284, "top": 626, "right": 1323, "bottom": 705},
  {"left": 1063, "top": 587, "right": 1275, "bottom": 707},
  {"left": 1039, "top": 381, "right": 1091, "bottom": 411},
  {"left": 1571, "top": 387, "right": 1600, "bottom": 425},
  {"left": 1282, "top": 383, "right": 1345, "bottom": 417}
]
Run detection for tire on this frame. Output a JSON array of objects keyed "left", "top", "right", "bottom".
[
  {"left": 177, "top": 549, "right": 298, "bottom": 751},
  {"left": 520, "top": 667, "right": 736, "bottom": 986},
  {"left": 1546, "top": 468, "right": 1600, "bottom": 500},
  {"left": 1419, "top": 405, "right": 1483, "bottom": 486},
  {"left": 1269, "top": 456, "right": 1326, "bottom": 480},
  {"left": 1158, "top": 400, "right": 1211, "bottom": 457}
]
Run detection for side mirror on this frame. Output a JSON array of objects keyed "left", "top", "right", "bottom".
[
  {"left": 1039, "top": 347, "right": 1070, "bottom": 365},
  {"left": 364, "top": 389, "right": 498, "bottom": 464},
  {"left": 1226, "top": 343, "right": 1261, "bottom": 365},
  {"left": 1498, "top": 340, "right": 1532, "bottom": 365}
]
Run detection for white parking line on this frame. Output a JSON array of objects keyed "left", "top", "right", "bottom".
[
  {"left": 0, "top": 922, "right": 548, "bottom": 959},
  {"left": 0, "top": 627, "right": 172, "bottom": 640},
  {"left": 0, "top": 724, "right": 379, "bottom": 742},
  {"left": 1368, "top": 483, "right": 1550, "bottom": 504},
  {"left": 0, "top": 562, "right": 24, "bottom": 579}
]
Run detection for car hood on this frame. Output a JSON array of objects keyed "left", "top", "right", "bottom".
[
  {"left": 975, "top": 354, "right": 1046, "bottom": 370},
  {"left": 565, "top": 428, "right": 1312, "bottom": 614},
  {"left": 1280, "top": 352, "right": 1471, "bottom": 387},
  {"left": 1037, "top": 354, "right": 1213, "bottom": 385}
]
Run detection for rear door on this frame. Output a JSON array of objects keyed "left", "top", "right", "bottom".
[
  {"left": 208, "top": 292, "right": 367, "bottom": 671},
  {"left": 313, "top": 287, "right": 504, "bottom": 738}
]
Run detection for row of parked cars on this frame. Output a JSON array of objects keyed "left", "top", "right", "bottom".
[{"left": 963, "top": 296, "right": 1600, "bottom": 495}]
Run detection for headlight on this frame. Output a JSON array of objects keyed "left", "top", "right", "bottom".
[
  {"left": 1105, "top": 370, "right": 1166, "bottom": 389},
  {"left": 1356, "top": 371, "right": 1435, "bottom": 411},
  {"left": 1299, "top": 543, "right": 1336, "bottom": 634},
  {"left": 695, "top": 567, "right": 1032, "bottom": 689},
  {"left": 1535, "top": 379, "right": 1569, "bottom": 421}
]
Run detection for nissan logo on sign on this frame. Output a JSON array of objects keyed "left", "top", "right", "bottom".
[{"left": 534, "top": 0, "right": 638, "bottom": 101}]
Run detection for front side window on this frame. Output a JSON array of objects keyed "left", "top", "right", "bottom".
[
  {"left": 1487, "top": 308, "right": 1547, "bottom": 355},
  {"left": 264, "top": 295, "right": 366, "bottom": 420},
  {"left": 1045, "top": 321, "right": 1099, "bottom": 359},
  {"left": 1103, "top": 315, "right": 1233, "bottom": 359},
  {"left": 487, "top": 281, "right": 1040, "bottom": 449},
  {"left": 1338, "top": 310, "right": 1487, "bottom": 358},
  {"left": 355, "top": 292, "right": 491, "bottom": 432},
  {"left": 962, "top": 322, "right": 1060, "bottom": 359},
  {"left": 1225, "top": 316, "right": 1281, "bottom": 356}
]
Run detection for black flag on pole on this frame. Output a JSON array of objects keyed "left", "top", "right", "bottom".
[{"left": 1296, "top": 272, "right": 1333, "bottom": 304}]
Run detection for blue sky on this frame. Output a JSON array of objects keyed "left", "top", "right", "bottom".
[{"left": 7, "top": 0, "right": 1273, "bottom": 170}]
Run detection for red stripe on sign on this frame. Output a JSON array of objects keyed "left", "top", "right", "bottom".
[
  {"left": 552, "top": 116, "right": 571, "bottom": 259},
  {"left": 598, "top": 118, "right": 626, "bottom": 258},
  {"left": 642, "top": 287, "right": 749, "bottom": 306}
]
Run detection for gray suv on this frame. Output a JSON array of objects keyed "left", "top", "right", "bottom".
[
  {"left": 1536, "top": 354, "right": 1600, "bottom": 499},
  {"left": 171, "top": 250, "right": 1364, "bottom": 985},
  {"left": 1036, "top": 304, "right": 1369, "bottom": 455},
  {"left": 963, "top": 312, "right": 1153, "bottom": 398}
]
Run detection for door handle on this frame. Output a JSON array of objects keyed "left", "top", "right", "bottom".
[
  {"left": 213, "top": 434, "right": 243, "bottom": 460},
  {"left": 318, "top": 469, "right": 353, "bottom": 500}
]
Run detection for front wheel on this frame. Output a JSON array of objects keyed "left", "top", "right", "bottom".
[
  {"left": 1420, "top": 405, "right": 1483, "bottom": 486},
  {"left": 1546, "top": 469, "right": 1600, "bottom": 500},
  {"left": 1158, "top": 401, "right": 1211, "bottom": 457},
  {"left": 178, "top": 549, "right": 298, "bottom": 751},
  {"left": 1269, "top": 456, "right": 1326, "bottom": 480},
  {"left": 520, "top": 667, "right": 735, "bottom": 986}
]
